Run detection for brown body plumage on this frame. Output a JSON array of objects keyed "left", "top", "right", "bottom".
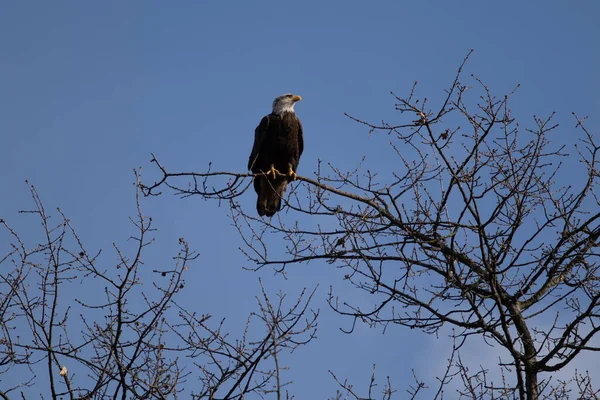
[{"left": 248, "top": 94, "right": 303, "bottom": 217}]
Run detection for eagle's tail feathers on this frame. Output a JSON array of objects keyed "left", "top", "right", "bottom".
[{"left": 257, "top": 176, "right": 288, "bottom": 217}]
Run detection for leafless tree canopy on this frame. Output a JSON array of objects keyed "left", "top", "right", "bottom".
[
  {"left": 1, "top": 52, "right": 598, "bottom": 399},
  {"left": 0, "top": 181, "right": 317, "bottom": 399},
  {"left": 141, "top": 52, "right": 600, "bottom": 400}
]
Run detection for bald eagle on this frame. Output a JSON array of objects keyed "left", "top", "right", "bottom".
[{"left": 248, "top": 94, "right": 303, "bottom": 217}]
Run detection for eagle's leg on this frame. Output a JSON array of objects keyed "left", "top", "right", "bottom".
[
  {"left": 265, "top": 164, "right": 281, "bottom": 179},
  {"left": 287, "top": 164, "right": 297, "bottom": 181}
]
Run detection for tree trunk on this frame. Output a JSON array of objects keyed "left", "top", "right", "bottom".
[{"left": 525, "top": 365, "right": 538, "bottom": 400}]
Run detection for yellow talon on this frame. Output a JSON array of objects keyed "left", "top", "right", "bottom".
[
  {"left": 287, "top": 165, "right": 297, "bottom": 181},
  {"left": 265, "top": 165, "right": 280, "bottom": 179}
]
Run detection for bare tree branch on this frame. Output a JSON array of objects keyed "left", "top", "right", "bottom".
[
  {"left": 141, "top": 52, "right": 600, "bottom": 399},
  {"left": 0, "top": 176, "right": 318, "bottom": 399}
]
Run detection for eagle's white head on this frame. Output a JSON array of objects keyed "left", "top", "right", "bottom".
[{"left": 272, "top": 93, "right": 302, "bottom": 115}]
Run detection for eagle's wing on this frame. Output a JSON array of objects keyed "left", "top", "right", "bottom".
[
  {"left": 297, "top": 118, "right": 304, "bottom": 158},
  {"left": 248, "top": 115, "right": 270, "bottom": 171}
]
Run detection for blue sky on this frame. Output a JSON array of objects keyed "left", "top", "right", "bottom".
[{"left": 1, "top": 1, "right": 599, "bottom": 397}]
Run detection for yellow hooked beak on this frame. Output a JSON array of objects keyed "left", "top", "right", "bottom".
[{"left": 292, "top": 95, "right": 302, "bottom": 102}]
